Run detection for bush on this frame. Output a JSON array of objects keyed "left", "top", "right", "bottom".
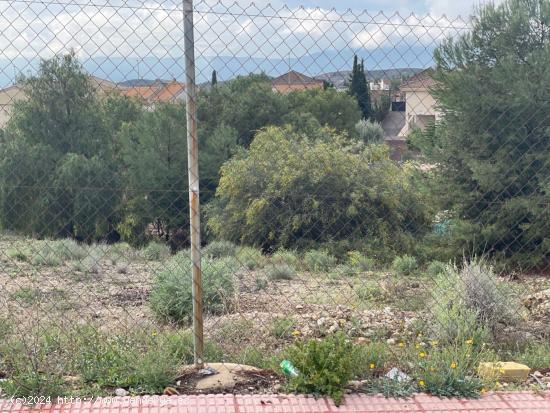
[
  {"left": 347, "top": 251, "right": 375, "bottom": 271},
  {"left": 203, "top": 240, "right": 237, "bottom": 259},
  {"left": 392, "top": 255, "right": 418, "bottom": 276},
  {"left": 430, "top": 259, "right": 519, "bottom": 342},
  {"left": 150, "top": 254, "right": 235, "bottom": 324},
  {"left": 271, "top": 249, "right": 299, "bottom": 267},
  {"left": 50, "top": 239, "right": 87, "bottom": 261},
  {"left": 141, "top": 242, "right": 170, "bottom": 261},
  {"left": 303, "top": 250, "right": 337, "bottom": 272},
  {"left": 353, "top": 341, "right": 391, "bottom": 378},
  {"left": 329, "top": 264, "right": 358, "bottom": 279},
  {"left": 355, "top": 119, "right": 384, "bottom": 144},
  {"left": 236, "top": 246, "right": 264, "bottom": 270},
  {"left": 271, "top": 317, "right": 296, "bottom": 339},
  {"left": 6, "top": 247, "right": 30, "bottom": 262},
  {"left": 426, "top": 260, "right": 447, "bottom": 278},
  {"left": 207, "top": 126, "right": 431, "bottom": 255},
  {"left": 30, "top": 248, "right": 62, "bottom": 267},
  {"left": 266, "top": 263, "right": 296, "bottom": 280},
  {"left": 284, "top": 333, "right": 355, "bottom": 405}
]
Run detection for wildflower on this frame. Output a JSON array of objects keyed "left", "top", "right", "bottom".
[
  {"left": 291, "top": 330, "right": 301, "bottom": 336},
  {"left": 152, "top": 330, "right": 158, "bottom": 337},
  {"left": 429, "top": 367, "right": 436, "bottom": 372},
  {"left": 369, "top": 363, "right": 375, "bottom": 369},
  {"left": 398, "top": 342, "right": 405, "bottom": 348},
  {"left": 450, "top": 362, "right": 457, "bottom": 369},
  {"left": 419, "top": 352, "right": 426, "bottom": 358},
  {"left": 430, "top": 340, "right": 438, "bottom": 347},
  {"left": 418, "top": 380, "right": 425, "bottom": 387},
  {"left": 415, "top": 343, "right": 420, "bottom": 349},
  {"left": 465, "top": 339, "right": 473, "bottom": 345},
  {"left": 480, "top": 388, "right": 487, "bottom": 394}
]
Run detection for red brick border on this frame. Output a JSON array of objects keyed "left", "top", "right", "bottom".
[{"left": 1, "top": 392, "right": 549, "bottom": 413}]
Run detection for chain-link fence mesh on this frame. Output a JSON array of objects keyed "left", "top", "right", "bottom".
[{"left": 0, "top": 0, "right": 549, "bottom": 400}]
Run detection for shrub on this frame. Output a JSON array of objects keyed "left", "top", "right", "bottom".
[
  {"left": 303, "top": 250, "right": 337, "bottom": 272},
  {"left": 271, "top": 249, "right": 299, "bottom": 267},
  {"left": 30, "top": 249, "right": 62, "bottom": 267},
  {"left": 271, "top": 317, "right": 296, "bottom": 339},
  {"left": 284, "top": 333, "right": 355, "bottom": 405},
  {"left": 6, "top": 247, "right": 29, "bottom": 262},
  {"left": 266, "top": 263, "right": 296, "bottom": 280},
  {"left": 236, "top": 246, "right": 264, "bottom": 270},
  {"left": 255, "top": 276, "right": 268, "bottom": 291},
  {"left": 141, "top": 242, "right": 170, "bottom": 261},
  {"left": 392, "top": 255, "right": 418, "bottom": 276},
  {"left": 150, "top": 254, "right": 235, "bottom": 324},
  {"left": 207, "top": 127, "right": 431, "bottom": 255},
  {"left": 50, "top": 239, "right": 87, "bottom": 261},
  {"left": 353, "top": 341, "right": 391, "bottom": 378},
  {"left": 430, "top": 259, "right": 519, "bottom": 342},
  {"left": 347, "top": 251, "right": 375, "bottom": 271},
  {"left": 329, "top": 264, "right": 358, "bottom": 279},
  {"left": 355, "top": 119, "right": 384, "bottom": 144},
  {"left": 426, "top": 260, "right": 447, "bottom": 278},
  {"left": 203, "top": 240, "right": 238, "bottom": 259}
]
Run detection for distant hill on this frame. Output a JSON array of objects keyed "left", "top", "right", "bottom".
[
  {"left": 118, "top": 79, "right": 160, "bottom": 87},
  {"left": 316, "top": 68, "right": 424, "bottom": 88}
]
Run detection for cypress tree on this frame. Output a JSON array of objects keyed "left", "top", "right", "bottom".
[
  {"left": 348, "top": 55, "right": 371, "bottom": 119},
  {"left": 211, "top": 70, "right": 217, "bottom": 85}
]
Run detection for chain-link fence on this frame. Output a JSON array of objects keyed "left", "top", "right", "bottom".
[{"left": 0, "top": 0, "right": 549, "bottom": 401}]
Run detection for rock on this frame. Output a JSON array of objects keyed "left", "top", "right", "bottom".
[
  {"left": 198, "top": 366, "right": 218, "bottom": 376},
  {"left": 385, "top": 367, "right": 411, "bottom": 382},
  {"left": 316, "top": 317, "right": 326, "bottom": 327},
  {"left": 348, "top": 380, "right": 362, "bottom": 390},
  {"left": 533, "top": 371, "right": 543, "bottom": 378},
  {"left": 163, "top": 387, "right": 179, "bottom": 395},
  {"left": 115, "top": 388, "right": 128, "bottom": 397},
  {"left": 522, "top": 289, "right": 550, "bottom": 321},
  {"left": 541, "top": 377, "right": 550, "bottom": 383},
  {"left": 295, "top": 304, "right": 304, "bottom": 310},
  {"left": 386, "top": 338, "right": 396, "bottom": 345},
  {"left": 478, "top": 362, "right": 531, "bottom": 382}
]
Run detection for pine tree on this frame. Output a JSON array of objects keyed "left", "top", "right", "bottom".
[{"left": 348, "top": 55, "right": 371, "bottom": 119}]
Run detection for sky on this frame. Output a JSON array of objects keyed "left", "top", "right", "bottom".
[{"left": 0, "top": 0, "right": 501, "bottom": 85}]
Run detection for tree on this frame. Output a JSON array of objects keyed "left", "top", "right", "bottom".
[
  {"left": 207, "top": 126, "right": 431, "bottom": 258},
  {"left": 348, "top": 55, "right": 371, "bottom": 119},
  {"left": 211, "top": 70, "right": 217, "bottom": 85},
  {"left": 355, "top": 119, "right": 384, "bottom": 144},
  {"left": 0, "top": 53, "right": 120, "bottom": 240},
  {"left": 426, "top": 0, "right": 550, "bottom": 268}
]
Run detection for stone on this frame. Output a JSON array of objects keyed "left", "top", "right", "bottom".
[
  {"left": 115, "top": 388, "right": 129, "bottom": 397},
  {"left": 533, "top": 371, "right": 543, "bottom": 378},
  {"left": 385, "top": 367, "right": 411, "bottom": 382},
  {"left": 478, "top": 362, "right": 531, "bottom": 382}
]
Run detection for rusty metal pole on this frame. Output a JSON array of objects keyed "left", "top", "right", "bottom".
[{"left": 183, "top": 0, "right": 204, "bottom": 368}]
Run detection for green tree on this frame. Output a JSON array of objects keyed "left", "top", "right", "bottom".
[
  {"left": 0, "top": 53, "right": 120, "bottom": 240},
  {"left": 211, "top": 70, "right": 217, "bottom": 85},
  {"left": 348, "top": 55, "right": 371, "bottom": 119},
  {"left": 207, "top": 126, "right": 431, "bottom": 258},
  {"left": 427, "top": 0, "right": 550, "bottom": 268}
]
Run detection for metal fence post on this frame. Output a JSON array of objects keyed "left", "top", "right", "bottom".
[{"left": 183, "top": 0, "right": 204, "bottom": 368}]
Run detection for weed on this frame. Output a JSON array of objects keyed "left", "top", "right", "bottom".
[
  {"left": 392, "top": 255, "right": 418, "bottom": 276},
  {"left": 304, "top": 250, "right": 337, "bottom": 272},
  {"left": 10, "top": 287, "right": 40, "bottom": 306},
  {"left": 30, "top": 249, "right": 62, "bottom": 267},
  {"left": 254, "top": 276, "right": 268, "bottom": 291},
  {"left": 353, "top": 341, "right": 391, "bottom": 378},
  {"left": 271, "top": 317, "right": 296, "bottom": 339},
  {"left": 50, "top": 239, "right": 87, "bottom": 261},
  {"left": 363, "top": 377, "right": 416, "bottom": 398},
  {"left": 347, "top": 251, "right": 375, "bottom": 271},
  {"left": 271, "top": 249, "right": 299, "bottom": 267},
  {"left": 236, "top": 246, "right": 264, "bottom": 270},
  {"left": 6, "top": 247, "right": 29, "bottom": 262},
  {"left": 203, "top": 240, "right": 237, "bottom": 259},
  {"left": 507, "top": 341, "right": 550, "bottom": 370},
  {"left": 150, "top": 254, "right": 236, "bottom": 324},
  {"left": 266, "top": 263, "right": 296, "bottom": 280},
  {"left": 426, "top": 261, "right": 447, "bottom": 278},
  {"left": 284, "top": 333, "right": 355, "bottom": 405},
  {"left": 116, "top": 262, "right": 129, "bottom": 274},
  {"left": 141, "top": 242, "right": 170, "bottom": 261},
  {"left": 329, "top": 264, "right": 358, "bottom": 278}
]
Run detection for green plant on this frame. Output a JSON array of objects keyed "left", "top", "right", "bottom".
[
  {"left": 203, "top": 240, "right": 238, "bottom": 259},
  {"left": 426, "top": 260, "right": 447, "bottom": 278},
  {"left": 304, "top": 250, "right": 337, "bottom": 272},
  {"left": 254, "top": 276, "right": 268, "bottom": 291},
  {"left": 284, "top": 333, "right": 355, "bottom": 405},
  {"left": 6, "top": 247, "right": 29, "bottom": 262},
  {"left": 392, "top": 255, "right": 418, "bottom": 276},
  {"left": 355, "top": 119, "right": 384, "bottom": 143},
  {"left": 266, "top": 263, "right": 296, "bottom": 280},
  {"left": 30, "top": 248, "right": 62, "bottom": 267},
  {"left": 356, "top": 283, "right": 384, "bottom": 302},
  {"left": 347, "top": 251, "right": 375, "bottom": 271},
  {"left": 10, "top": 287, "right": 40, "bottom": 306},
  {"left": 236, "top": 246, "right": 264, "bottom": 270},
  {"left": 329, "top": 264, "right": 358, "bottom": 279},
  {"left": 141, "top": 242, "right": 170, "bottom": 261},
  {"left": 150, "top": 254, "right": 235, "bottom": 324},
  {"left": 506, "top": 341, "right": 550, "bottom": 370},
  {"left": 271, "top": 249, "right": 299, "bottom": 267},
  {"left": 363, "top": 377, "right": 416, "bottom": 398},
  {"left": 271, "top": 317, "right": 296, "bottom": 339},
  {"left": 50, "top": 239, "right": 87, "bottom": 261},
  {"left": 353, "top": 341, "right": 391, "bottom": 378}
]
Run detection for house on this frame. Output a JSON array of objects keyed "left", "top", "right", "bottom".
[
  {"left": 120, "top": 79, "right": 185, "bottom": 104},
  {"left": 271, "top": 70, "right": 324, "bottom": 93},
  {"left": 0, "top": 76, "right": 126, "bottom": 128},
  {"left": 397, "top": 68, "right": 439, "bottom": 136}
]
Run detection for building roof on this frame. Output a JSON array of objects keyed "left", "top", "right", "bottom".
[
  {"left": 399, "top": 68, "right": 436, "bottom": 91},
  {"left": 271, "top": 70, "right": 323, "bottom": 86},
  {"left": 120, "top": 80, "right": 185, "bottom": 103}
]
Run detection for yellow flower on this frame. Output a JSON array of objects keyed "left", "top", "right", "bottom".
[
  {"left": 480, "top": 388, "right": 487, "bottom": 394},
  {"left": 291, "top": 330, "right": 301, "bottom": 336},
  {"left": 419, "top": 352, "right": 426, "bottom": 358},
  {"left": 430, "top": 340, "right": 439, "bottom": 347},
  {"left": 465, "top": 339, "right": 473, "bottom": 345},
  {"left": 415, "top": 343, "right": 420, "bottom": 349},
  {"left": 418, "top": 380, "right": 425, "bottom": 386},
  {"left": 398, "top": 342, "right": 405, "bottom": 347},
  {"left": 429, "top": 367, "right": 436, "bottom": 372},
  {"left": 369, "top": 363, "right": 375, "bottom": 369},
  {"left": 152, "top": 331, "right": 158, "bottom": 337},
  {"left": 450, "top": 362, "right": 457, "bottom": 369}
]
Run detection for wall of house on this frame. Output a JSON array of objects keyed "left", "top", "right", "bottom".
[
  {"left": 0, "top": 86, "right": 26, "bottom": 128},
  {"left": 398, "top": 89, "right": 440, "bottom": 136}
]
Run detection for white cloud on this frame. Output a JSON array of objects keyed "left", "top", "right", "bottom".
[{"left": 424, "top": 0, "right": 504, "bottom": 18}]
